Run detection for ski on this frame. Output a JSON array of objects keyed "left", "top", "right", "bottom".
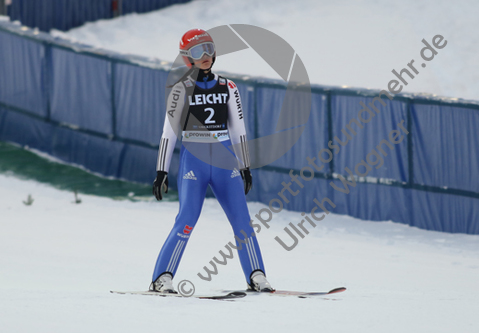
[
  {"left": 269, "top": 287, "right": 346, "bottom": 298},
  {"left": 223, "top": 287, "right": 346, "bottom": 298},
  {"left": 110, "top": 290, "right": 246, "bottom": 301}
]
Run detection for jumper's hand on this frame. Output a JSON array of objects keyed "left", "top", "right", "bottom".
[
  {"left": 240, "top": 168, "right": 253, "bottom": 195},
  {"left": 153, "top": 171, "right": 168, "bottom": 200}
]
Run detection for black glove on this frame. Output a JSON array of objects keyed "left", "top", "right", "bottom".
[
  {"left": 240, "top": 168, "right": 253, "bottom": 195},
  {"left": 153, "top": 171, "right": 168, "bottom": 200}
]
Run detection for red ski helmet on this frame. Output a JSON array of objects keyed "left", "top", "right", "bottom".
[{"left": 179, "top": 28, "right": 216, "bottom": 68}]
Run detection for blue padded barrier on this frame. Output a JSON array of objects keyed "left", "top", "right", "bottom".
[
  {"left": 121, "top": 0, "right": 189, "bottom": 14},
  {"left": 8, "top": 0, "right": 56, "bottom": 31},
  {"left": 0, "top": 108, "right": 54, "bottom": 153},
  {"left": 253, "top": 87, "right": 329, "bottom": 172},
  {"left": 409, "top": 189, "right": 479, "bottom": 234},
  {"left": 8, "top": 0, "right": 191, "bottom": 32},
  {"left": 50, "top": 48, "right": 113, "bottom": 135},
  {"left": 262, "top": 91, "right": 330, "bottom": 173},
  {"left": 53, "top": 0, "right": 112, "bottom": 32},
  {"left": 330, "top": 179, "right": 413, "bottom": 225},
  {"left": 331, "top": 94, "right": 409, "bottom": 182},
  {"left": 114, "top": 63, "right": 168, "bottom": 145},
  {"left": 411, "top": 102, "right": 479, "bottom": 193},
  {"left": 117, "top": 143, "right": 160, "bottom": 184},
  {"left": 1, "top": 20, "right": 478, "bottom": 235},
  {"left": 253, "top": 169, "right": 332, "bottom": 214},
  {"left": 0, "top": 30, "right": 47, "bottom": 117},
  {"left": 50, "top": 126, "right": 124, "bottom": 177}
]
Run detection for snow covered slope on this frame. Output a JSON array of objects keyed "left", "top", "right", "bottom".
[
  {"left": 1, "top": 174, "right": 478, "bottom": 332},
  {"left": 51, "top": 0, "right": 479, "bottom": 101}
]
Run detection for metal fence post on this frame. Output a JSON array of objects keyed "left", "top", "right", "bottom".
[
  {"left": 43, "top": 42, "right": 52, "bottom": 122},
  {"left": 406, "top": 99, "right": 414, "bottom": 188},
  {"left": 110, "top": 61, "right": 117, "bottom": 139},
  {"left": 326, "top": 90, "right": 334, "bottom": 178}
]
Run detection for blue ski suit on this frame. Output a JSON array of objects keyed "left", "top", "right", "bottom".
[{"left": 152, "top": 71, "right": 266, "bottom": 285}]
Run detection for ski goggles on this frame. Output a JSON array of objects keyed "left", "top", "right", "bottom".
[{"left": 180, "top": 42, "right": 215, "bottom": 60}]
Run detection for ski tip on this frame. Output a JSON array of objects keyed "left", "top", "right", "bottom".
[{"left": 327, "top": 287, "right": 347, "bottom": 294}]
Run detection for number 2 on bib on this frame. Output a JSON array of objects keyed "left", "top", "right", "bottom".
[{"left": 204, "top": 107, "right": 216, "bottom": 124}]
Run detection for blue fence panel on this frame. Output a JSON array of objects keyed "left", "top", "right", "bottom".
[
  {"left": 331, "top": 94, "right": 409, "bottom": 182},
  {"left": 254, "top": 87, "right": 329, "bottom": 171},
  {"left": 117, "top": 143, "right": 160, "bottom": 184},
  {"left": 0, "top": 30, "right": 46, "bottom": 117},
  {"left": 266, "top": 91, "right": 330, "bottom": 173},
  {"left": 412, "top": 103, "right": 479, "bottom": 193},
  {"left": 253, "top": 86, "right": 286, "bottom": 168},
  {"left": 253, "top": 169, "right": 332, "bottom": 214},
  {"left": 410, "top": 189, "right": 479, "bottom": 234},
  {"left": 114, "top": 63, "right": 167, "bottom": 144},
  {"left": 331, "top": 179, "right": 412, "bottom": 225},
  {"left": 9, "top": 0, "right": 191, "bottom": 32},
  {"left": 8, "top": 0, "right": 55, "bottom": 31},
  {"left": 0, "top": 107, "right": 53, "bottom": 153},
  {"left": 53, "top": 0, "right": 112, "bottom": 32},
  {"left": 50, "top": 48, "right": 113, "bottom": 135},
  {"left": 51, "top": 126, "right": 124, "bottom": 177},
  {"left": 255, "top": 86, "right": 285, "bottom": 136},
  {"left": 121, "top": 0, "right": 190, "bottom": 14}
]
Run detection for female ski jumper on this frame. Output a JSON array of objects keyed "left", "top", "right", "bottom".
[{"left": 150, "top": 29, "right": 272, "bottom": 293}]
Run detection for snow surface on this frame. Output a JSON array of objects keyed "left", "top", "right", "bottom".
[
  {"left": 1, "top": 173, "right": 478, "bottom": 332},
  {"left": 50, "top": 0, "right": 479, "bottom": 101}
]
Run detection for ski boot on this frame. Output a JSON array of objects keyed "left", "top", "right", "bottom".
[
  {"left": 149, "top": 273, "right": 177, "bottom": 294},
  {"left": 248, "top": 270, "right": 274, "bottom": 292}
]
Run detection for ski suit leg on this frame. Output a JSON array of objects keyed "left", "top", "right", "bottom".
[
  {"left": 210, "top": 165, "right": 266, "bottom": 284},
  {"left": 152, "top": 146, "right": 209, "bottom": 281}
]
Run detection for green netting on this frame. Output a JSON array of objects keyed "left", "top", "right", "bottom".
[{"left": 0, "top": 141, "right": 178, "bottom": 201}]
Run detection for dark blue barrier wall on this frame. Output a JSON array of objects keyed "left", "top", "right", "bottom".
[
  {"left": 1, "top": 21, "right": 478, "bottom": 234},
  {"left": 50, "top": 47, "right": 113, "bottom": 134},
  {"left": 8, "top": 0, "right": 191, "bottom": 32},
  {"left": 121, "top": 0, "right": 188, "bottom": 14},
  {"left": 331, "top": 94, "right": 409, "bottom": 182},
  {"left": 412, "top": 103, "right": 479, "bottom": 193},
  {"left": 0, "top": 29, "right": 46, "bottom": 116}
]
